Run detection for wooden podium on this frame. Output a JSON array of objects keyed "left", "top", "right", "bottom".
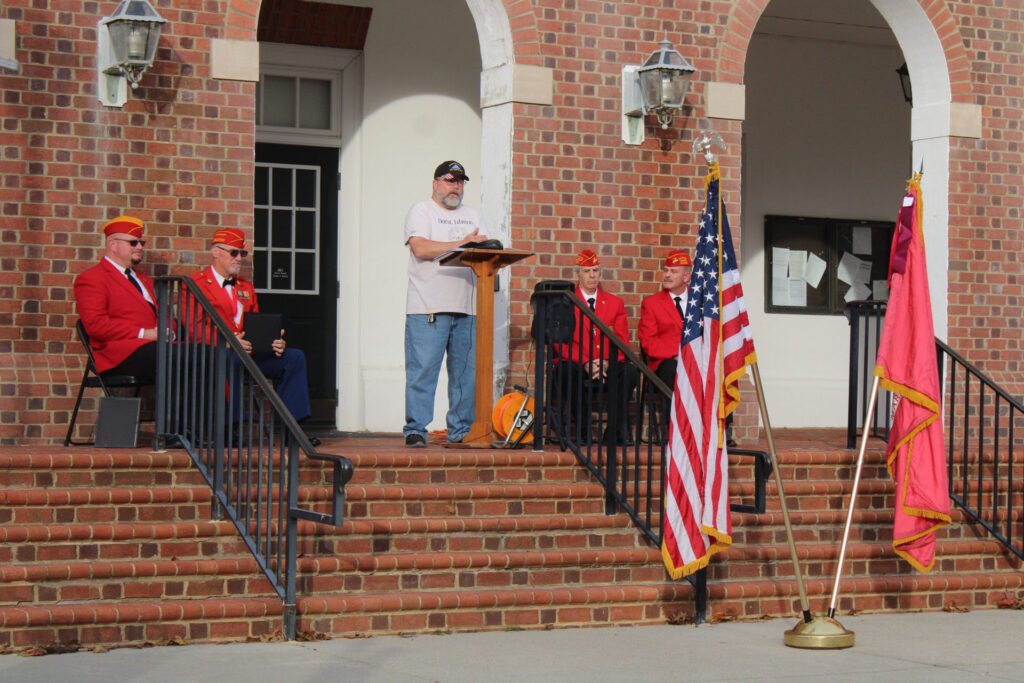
[{"left": 440, "top": 247, "right": 533, "bottom": 446}]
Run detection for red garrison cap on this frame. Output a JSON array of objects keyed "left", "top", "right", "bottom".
[
  {"left": 103, "top": 216, "right": 144, "bottom": 237},
  {"left": 212, "top": 228, "right": 246, "bottom": 249},
  {"left": 575, "top": 249, "right": 600, "bottom": 267},
  {"left": 665, "top": 250, "right": 692, "bottom": 268}
]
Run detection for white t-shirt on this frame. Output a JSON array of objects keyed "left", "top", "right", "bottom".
[{"left": 404, "top": 199, "right": 488, "bottom": 315}]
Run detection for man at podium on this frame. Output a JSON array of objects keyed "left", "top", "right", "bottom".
[{"left": 402, "top": 160, "right": 489, "bottom": 448}]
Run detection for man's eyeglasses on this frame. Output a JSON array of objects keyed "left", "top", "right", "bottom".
[
  {"left": 215, "top": 245, "right": 249, "bottom": 258},
  {"left": 113, "top": 238, "right": 146, "bottom": 247}
]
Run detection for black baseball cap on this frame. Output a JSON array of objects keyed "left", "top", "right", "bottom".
[{"left": 433, "top": 160, "right": 469, "bottom": 182}]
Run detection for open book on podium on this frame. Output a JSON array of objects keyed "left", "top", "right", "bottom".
[{"left": 440, "top": 245, "right": 533, "bottom": 447}]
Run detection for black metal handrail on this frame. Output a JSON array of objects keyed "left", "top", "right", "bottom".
[
  {"left": 152, "top": 276, "right": 354, "bottom": 639},
  {"left": 846, "top": 302, "right": 1023, "bottom": 562},
  {"left": 845, "top": 300, "right": 891, "bottom": 448},
  {"left": 531, "top": 284, "right": 772, "bottom": 623},
  {"left": 936, "top": 339, "right": 1024, "bottom": 562}
]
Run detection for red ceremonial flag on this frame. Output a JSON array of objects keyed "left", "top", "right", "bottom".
[
  {"left": 662, "top": 163, "right": 757, "bottom": 579},
  {"left": 874, "top": 173, "right": 951, "bottom": 572}
]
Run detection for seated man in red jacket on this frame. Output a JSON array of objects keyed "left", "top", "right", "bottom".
[
  {"left": 554, "top": 248, "right": 638, "bottom": 445},
  {"left": 638, "top": 249, "right": 692, "bottom": 389},
  {"left": 190, "top": 228, "right": 319, "bottom": 446},
  {"left": 638, "top": 249, "right": 734, "bottom": 445},
  {"left": 74, "top": 216, "right": 159, "bottom": 383}
]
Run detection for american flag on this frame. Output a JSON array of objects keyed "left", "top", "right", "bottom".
[{"left": 661, "top": 163, "right": 757, "bottom": 579}]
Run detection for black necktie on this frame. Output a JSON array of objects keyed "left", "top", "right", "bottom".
[
  {"left": 674, "top": 296, "right": 685, "bottom": 319},
  {"left": 587, "top": 297, "right": 596, "bottom": 310},
  {"left": 126, "top": 268, "right": 156, "bottom": 314},
  {"left": 223, "top": 277, "right": 237, "bottom": 288}
]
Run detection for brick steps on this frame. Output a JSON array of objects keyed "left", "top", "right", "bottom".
[
  {"left": 0, "top": 597, "right": 284, "bottom": 646},
  {"left": 706, "top": 571, "right": 1024, "bottom": 620},
  {"left": 297, "top": 583, "right": 695, "bottom": 634},
  {"left": 2, "top": 432, "right": 1022, "bottom": 650}
]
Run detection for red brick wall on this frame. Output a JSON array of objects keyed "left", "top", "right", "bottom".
[
  {"left": 1, "top": 0, "right": 1022, "bottom": 443},
  {"left": 944, "top": 1, "right": 1024, "bottom": 396},
  {"left": 0, "top": 1, "right": 255, "bottom": 443},
  {"left": 503, "top": 1, "right": 745, "bottom": 395}
]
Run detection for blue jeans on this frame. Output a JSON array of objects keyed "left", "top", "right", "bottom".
[{"left": 404, "top": 313, "right": 476, "bottom": 440}]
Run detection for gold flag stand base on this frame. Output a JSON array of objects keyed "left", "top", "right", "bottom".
[
  {"left": 748, "top": 362, "right": 855, "bottom": 651},
  {"left": 783, "top": 616, "right": 855, "bottom": 649}
]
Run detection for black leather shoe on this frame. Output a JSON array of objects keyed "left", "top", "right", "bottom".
[{"left": 405, "top": 433, "right": 426, "bottom": 448}]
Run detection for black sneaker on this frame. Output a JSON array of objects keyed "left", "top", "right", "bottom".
[{"left": 405, "top": 433, "right": 426, "bottom": 448}]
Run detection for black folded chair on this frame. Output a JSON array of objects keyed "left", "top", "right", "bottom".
[{"left": 64, "top": 319, "right": 149, "bottom": 446}]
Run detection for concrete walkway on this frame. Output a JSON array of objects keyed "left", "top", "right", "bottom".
[{"left": 2, "top": 610, "right": 1022, "bottom": 682}]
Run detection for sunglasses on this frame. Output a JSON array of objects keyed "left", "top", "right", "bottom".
[
  {"left": 215, "top": 245, "right": 249, "bottom": 258},
  {"left": 113, "top": 238, "right": 146, "bottom": 247}
]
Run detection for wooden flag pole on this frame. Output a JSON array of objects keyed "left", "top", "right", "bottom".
[
  {"left": 827, "top": 375, "right": 881, "bottom": 618},
  {"left": 748, "top": 362, "right": 855, "bottom": 649}
]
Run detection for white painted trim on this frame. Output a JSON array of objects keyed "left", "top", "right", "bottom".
[
  {"left": 467, "top": 0, "right": 517, "bottom": 403},
  {"left": 336, "top": 54, "right": 364, "bottom": 431},
  {"left": 480, "top": 102, "right": 515, "bottom": 397},
  {"left": 871, "top": 0, "right": 953, "bottom": 340},
  {"left": 256, "top": 65, "right": 343, "bottom": 143},
  {"left": 260, "top": 42, "right": 359, "bottom": 70},
  {"left": 464, "top": 0, "right": 515, "bottom": 68}
]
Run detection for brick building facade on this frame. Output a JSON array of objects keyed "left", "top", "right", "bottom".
[{"left": 0, "top": 0, "right": 1020, "bottom": 444}]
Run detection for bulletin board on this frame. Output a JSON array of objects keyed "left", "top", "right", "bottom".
[{"left": 764, "top": 215, "right": 895, "bottom": 315}]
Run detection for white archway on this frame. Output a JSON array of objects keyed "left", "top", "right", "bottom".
[
  {"left": 466, "top": 0, "right": 517, "bottom": 393},
  {"left": 870, "top": 0, "right": 953, "bottom": 339}
]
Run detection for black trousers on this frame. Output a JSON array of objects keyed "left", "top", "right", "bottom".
[
  {"left": 654, "top": 357, "right": 733, "bottom": 441},
  {"left": 101, "top": 342, "right": 157, "bottom": 384},
  {"left": 554, "top": 359, "right": 638, "bottom": 440}
]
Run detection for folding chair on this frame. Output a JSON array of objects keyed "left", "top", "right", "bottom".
[{"left": 64, "top": 319, "right": 148, "bottom": 446}]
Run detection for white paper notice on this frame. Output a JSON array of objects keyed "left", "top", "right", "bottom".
[
  {"left": 803, "top": 253, "right": 826, "bottom": 288},
  {"left": 788, "top": 279, "right": 807, "bottom": 307},
  {"left": 844, "top": 282, "right": 872, "bottom": 302},
  {"left": 872, "top": 279, "right": 889, "bottom": 301},
  {"left": 855, "top": 260, "right": 872, "bottom": 285},
  {"left": 788, "top": 250, "right": 807, "bottom": 280},
  {"left": 772, "top": 247, "right": 789, "bottom": 279},
  {"left": 772, "top": 275, "right": 790, "bottom": 306},
  {"left": 852, "top": 227, "right": 872, "bottom": 255},
  {"left": 838, "top": 252, "right": 870, "bottom": 286}
]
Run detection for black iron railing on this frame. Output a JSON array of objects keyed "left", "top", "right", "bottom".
[
  {"left": 846, "top": 302, "right": 1023, "bottom": 562},
  {"left": 936, "top": 339, "right": 1024, "bottom": 562},
  {"left": 530, "top": 282, "right": 771, "bottom": 623},
  {"left": 152, "top": 276, "right": 354, "bottom": 639},
  {"left": 845, "top": 300, "right": 891, "bottom": 448}
]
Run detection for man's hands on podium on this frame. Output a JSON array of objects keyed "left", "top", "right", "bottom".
[{"left": 407, "top": 228, "right": 487, "bottom": 261}]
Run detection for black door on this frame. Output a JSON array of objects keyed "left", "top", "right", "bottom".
[{"left": 253, "top": 143, "right": 338, "bottom": 424}]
